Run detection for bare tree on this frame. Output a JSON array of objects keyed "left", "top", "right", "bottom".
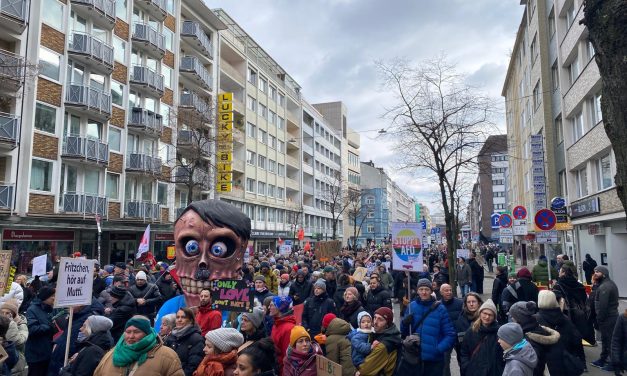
[
  {"left": 319, "top": 171, "right": 352, "bottom": 240},
  {"left": 377, "top": 56, "right": 495, "bottom": 291},
  {"left": 345, "top": 188, "right": 368, "bottom": 248},
  {"left": 582, "top": 0, "right": 627, "bottom": 217}
]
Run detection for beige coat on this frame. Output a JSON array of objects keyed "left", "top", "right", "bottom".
[{"left": 93, "top": 339, "right": 184, "bottom": 376}]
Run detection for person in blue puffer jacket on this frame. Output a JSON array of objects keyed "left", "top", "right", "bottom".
[{"left": 401, "top": 278, "right": 457, "bottom": 376}]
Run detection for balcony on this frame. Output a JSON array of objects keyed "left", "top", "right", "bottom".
[
  {"left": 285, "top": 154, "right": 299, "bottom": 168},
  {"left": 0, "top": 0, "right": 28, "bottom": 33},
  {"left": 125, "top": 153, "right": 162, "bottom": 175},
  {"left": 219, "top": 58, "right": 245, "bottom": 86},
  {"left": 285, "top": 176, "right": 299, "bottom": 190},
  {"left": 303, "top": 184, "right": 314, "bottom": 196},
  {"left": 61, "top": 136, "right": 109, "bottom": 165},
  {"left": 134, "top": 0, "right": 166, "bottom": 22},
  {"left": 221, "top": 185, "right": 244, "bottom": 199},
  {"left": 179, "top": 91, "right": 210, "bottom": 117},
  {"left": 130, "top": 65, "right": 164, "bottom": 97},
  {"left": 173, "top": 166, "right": 209, "bottom": 190},
  {"left": 0, "top": 184, "right": 13, "bottom": 211},
  {"left": 127, "top": 107, "right": 163, "bottom": 137},
  {"left": 177, "top": 129, "right": 211, "bottom": 156},
  {"left": 181, "top": 21, "right": 213, "bottom": 59},
  {"left": 286, "top": 111, "right": 299, "bottom": 128},
  {"left": 125, "top": 200, "right": 160, "bottom": 221},
  {"left": 65, "top": 84, "right": 111, "bottom": 120},
  {"left": 0, "top": 49, "right": 24, "bottom": 92},
  {"left": 61, "top": 192, "right": 107, "bottom": 216},
  {"left": 132, "top": 23, "right": 165, "bottom": 59},
  {"left": 180, "top": 56, "right": 212, "bottom": 90},
  {"left": 70, "top": 0, "right": 115, "bottom": 29},
  {"left": 233, "top": 128, "right": 244, "bottom": 144},
  {"left": 0, "top": 112, "right": 19, "bottom": 150},
  {"left": 68, "top": 32, "right": 114, "bottom": 74}
]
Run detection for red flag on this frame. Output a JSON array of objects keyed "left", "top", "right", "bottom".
[
  {"left": 298, "top": 228, "right": 305, "bottom": 241},
  {"left": 278, "top": 237, "right": 284, "bottom": 245},
  {"left": 304, "top": 241, "right": 311, "bottom": 252}
]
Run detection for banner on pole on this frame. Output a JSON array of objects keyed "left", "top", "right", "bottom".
[
  {"left": 55, "top": 257, "right": 95, "bottom": 308},
  {"left": 391, "top": 222, "right": 423, "bottom": 272},
  {"left": 136, "top": 224, "right": 151, "bottom": 260}
]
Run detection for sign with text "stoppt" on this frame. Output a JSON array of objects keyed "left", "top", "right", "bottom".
[
  {"left": 216, "top": 93, "right": 233, "bottom": 192},
  {"left": 55, "top": 257, "right": 95, "bottom": 308}
]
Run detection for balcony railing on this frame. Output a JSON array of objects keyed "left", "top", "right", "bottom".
[
  {"left": 132, "top": 22, "right": 165, "bottom": 57},
  {"left": 0, "top": 49, "right": 24, "bottom": 89},
  {"left": 181, "top": 21, "right": 212, "bottom": 58},
  {"left": 70, "top": 0, "right": 115, "bottom": 27},
  {"left": 135, "top": 0, "right": 166, "bottom": 21},
  {"left": 174, "top": 166, "right": 209, "bottom": 189},
  {"left": 130, "top": 65, "right": 164, "bottom": 95},
  {"left": 128, "top": 107, "right": 163, "bottom": 135},
  {"left": 125, "top": 200, "right": 160, "bottom": 221},
  {"left": 177, "top": 129, "right": 210, "bottom": 155},
  {"left": 1, "top": 0, "right": 28, "bottom": 25},
  {"left": 180, "top": 56, "right": 212, "bottom": 90},
  {"left": 0, "top": 112, "right": 19, "bottom": 148},
  {"left": 68, "top": 32, "right": 114, "bottom": 72},
  {"left": 61, "top": 192, "right": 107, "bottom": 216},
  {"left": 0, "top": 184, "right": 13, "bottom": 210},
  {"left": 126, "top": 153, "right": 162, "bottom": 174},
  {"left": 180, "top": 91, "right": 210, "bottom": 116},
  {"left": 65, "top": 84, "right": 112, "bottom": 118},
  {"left": 62, "top": 135, "right": 109, "bottom": 164}
]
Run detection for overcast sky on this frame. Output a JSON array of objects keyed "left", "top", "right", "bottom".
[{"left": 209, "top": 0, "right": 524, "bottom": 214}]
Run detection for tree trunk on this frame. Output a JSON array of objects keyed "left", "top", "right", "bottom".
[{"left": 583, "top": 0, "right": 627, "bottom": 217}]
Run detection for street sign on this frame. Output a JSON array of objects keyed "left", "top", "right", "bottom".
[
  {"left": 499, "top": 227, "right": 514, "bottom": 243},
  {"left": 513, "top": 219, "right": 528, "bottom": 235},
  {"left": 553, "top": 207, "right": 568, "bottom": 223},
  {"left": 535, "top": 209, "right": 557, "bottom": 231},
  {"left": 550, "top": 197, "right": 566, "bottom": 209},
  {"left": 513, "top": 206, "right": 527, "bottom": 220},
  {"left": 499, "top": 213, "right": 513, "bottom": 228},
  {"left": 491, "top": 213, "right": 500, "bottom": 229},
  {"left": 536, "top": 230, "right": 558, "bottom": 243}
]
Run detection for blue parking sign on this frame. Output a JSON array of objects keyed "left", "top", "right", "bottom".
[{"left": 491, "top": 213, "right": 500, "bottom": 229}]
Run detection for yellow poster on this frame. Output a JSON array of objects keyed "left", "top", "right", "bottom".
[{"left": 216, "top": 92, "right": 234, "bottom": 192}]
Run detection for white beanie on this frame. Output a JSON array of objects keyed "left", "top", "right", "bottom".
[
  {"left": 205, "top": 328, "right": 244, "bottom": 353},
  {"left": 538, "top": 290, "right": 560, "bottom": 309},
  {"left": 135, "top": 271, "right": 147, "bottom": 280}
]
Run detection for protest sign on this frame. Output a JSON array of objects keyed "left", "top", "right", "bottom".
[
  {"left": 5, "top": 266, "right": 15, "bottom": 294},
  {"left": 55, "top": 257, "right": 95, "bottom": 308},
  {"left": 210, "top": 279, "right": 254, "bottom": 312},
  {"left": 456, "top": 249, "right": 470, "bottom": 259},
  {"left": 352, "top": 267, "right": 368, "bottom": 282},
  {"left": 316, "top": 240, "right": 342, "bottom": 261},
  {"left": 316, "top": 355, "right": 342, "bottom": 376},
  {"left": 32, "top": 254, "right": 47, "bottom": 277},
  {"left": 0, "top": 251, "right": 12, "bottom": 293},
  {"left": 391, "top": 222, "right": 423, "bottom": 272}
]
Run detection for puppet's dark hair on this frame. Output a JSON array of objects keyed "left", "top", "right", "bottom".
[{"left": 178, "top": 199, "right": 251, "bottom": 242}]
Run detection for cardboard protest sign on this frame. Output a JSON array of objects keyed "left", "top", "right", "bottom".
[
  {"left": 352, "top": 267, "right": 368, "bottom": 282},
  {"left": 316, "top": 355, "right": 342, "bottom": 376},
  {"left": 316, "top": 240, "right": 342, "bottom": 261},
  {"left": 55, "top": 257, "right": 95, "bottom": 308},
  {"left": 0, "top": 251, "right": 12, "bottom": 293},
  {"left": 32, "top": 254, "right": 47, "bottom": 277},
  {"left": 210, "top": 279, "right": 254, "bottom": 312}
]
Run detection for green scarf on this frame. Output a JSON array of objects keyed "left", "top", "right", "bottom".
[{"left": 112, "top": 330, "right": 158, "bottom": 368}]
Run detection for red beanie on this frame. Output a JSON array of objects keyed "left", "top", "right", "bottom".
[
  {"left": 517, "top": 267, "right": 532, "bottom": 279},
  {"left": 322, "top": 313, "right": 337, "bottom": 329},
  {"left": 375, "top": 307, "right": 394, "bottom": 325}
]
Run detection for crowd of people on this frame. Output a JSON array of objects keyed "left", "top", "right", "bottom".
[{"left": 0, "top": 242, "right": 624, "bottom": 376}]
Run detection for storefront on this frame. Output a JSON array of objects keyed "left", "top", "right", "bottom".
[
  {"left": 1, "top": 229, "right": 75, "bottom": 274},
  {"left": 108, "top": 233, "right": 138, "bottom": 265},
  {"left": 153, "top": 233, "right": 174, "bottom": 261},
  {"left": 250, "top": 230, "right": 290, "bottom": 254}
]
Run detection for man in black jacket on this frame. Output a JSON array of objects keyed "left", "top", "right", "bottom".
[
  {"left": 288, "top": 269, "right": 312, "bottom": 306},
  {"left": 591, "top": 265, "right": 619, "bottom": 370},
  {"left": 128, "top": 271, "right": 161, "bottom": 323},
  {"left": 440, "top": 283, "right": 463, "bottom": 376},
  {"left": 492, "top": 266, "right": 509, "bottom": 323},
  {"left": 105, "top": 286, "right": 137, "bottom": 342},
  {"left": 302, "top": 279, "right": 337, "bottom": 337},
  {"left": 468, "top": 252, "right": 484, "bottom": 294},
  {"left": 365, "top": 277, "right": 392, "bottom": 315},
  {"left": 25, "top": 287, "right": 55, "bottom": 375}
]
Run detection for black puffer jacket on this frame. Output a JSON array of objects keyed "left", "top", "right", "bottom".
[
  {"left": 157, "top": 274, "right": 179, "bottom": 302},
  {"left": 537, "top": 308, "right": 585, "bottom": 367},
  {"left": 164, "top": 325, "right": 205, "bottom": 376},
  {"left": 364, "top": 285, "right": 392, "bottom": 315},
  {"left": 611, "top": 311, "right": 627, "bottom": 370},
  {"left": 107, "top": 292, "right": 137, "bottom": 342},
  {"left": 288, "top": 279, "right": 312, "bottom": 306},
  {"left": 521, "top": 321, "right": 562, "bottom": 376},
  {"left": 302, "top": 292, "right": 337, "bottom": 337},
  {"left": 333, "top": 285, "right": 347, "bottom": 309},
  {"left": 128, "top": 282, "right": 162, "bottom": 318},
  {"left": 67, "top": 330, "right": 114, "bottom": 376},
  {"left": 459, "top": 321, "right": 504, "bottom": 376}
]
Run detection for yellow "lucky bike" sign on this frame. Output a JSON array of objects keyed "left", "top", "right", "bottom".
[{"left": 216, "top": 92, "right": 233, "bottom": 192}]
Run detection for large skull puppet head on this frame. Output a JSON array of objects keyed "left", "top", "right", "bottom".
[{"left": 174, "top": 200, "right": 251, "bottom": 307}]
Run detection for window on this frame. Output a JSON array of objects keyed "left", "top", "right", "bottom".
[
  {"left": 258, "top": 129, "right": 267, "bottom": 144},
  {"left": 278, "top": 92, "right": 285, "bottom": 107},
  {"left": 269, "top": 135, "right": 276, "bottom": 149},
  {"left": 593, "top": 93, "right": 602, "bottom": 124},
  {"left": 257, "top": 182, "right": 265, "bottom": 195},
  {"left": 530, "top": 34, "right": 538, "bottom": 64},
  {"left": 165, "top": 0, "right": 174, "bottom": 14},
  {"left": 247, "top": 68, "right": 257, "bottom": 86},
  {"left": 268, "top": 110, "right": 276, "bottom": 125},
  {"left": 246, "top": 122, "right": 256, "bottom": 138},
  {"left": 367, "top": 225, "right": 375, "bottom": 233},
  {"left": 572, "top": 111, "right": 584, "bottom": 142},
  {"left": 30, "top": 159, "right": 53, "bottom": 192},
  {"left": 113, "top": 37, "right": 126, "bottom": 63},
  {"left": 247, "top": 96, "right": 256, "bottom": 111},
  {"left": 277, "top": 140, "right": 285, "bottom": 153},
  {"left": 551, "top": 63, "right": 559, "bottom": 91},
  {"left": 277, "top": 187, "right": 284, "bottom": 199},
  {"left": 39, "top": 48, "right": 61, "bottom": 81},
  {"left": 43, "top": 0, "right": 64, "bottom": 30},
  {"left": 533, "top": 81, "right": 542, "bottom": 110},
  {"left": 163, "top": 28, "right": 174, "bottom": 51},
  {"left": 108, "top": 127, "right": 121, "bottom": 151},
  {"left": 566, "top": 2, "right": 576, "bottom": 28},
  {"left": 492, "top": 167, "right": 506, "bottom": 173},
  {"left": 597, "top": 154, "right": 612, "bottom": 190},
  {"left": 367, "top": 211, "right": 375, "bottom": 218},
  {"left": 277, "top": 116, "right": 285, "bottom": 130},
  {"left": 366, "top": 197, "right": 375, "bottom": 205},
  {"left": 576, "top": 167, "right": 589, "bottom": 197},
  {"left": 587, "top": 39, "right": 595, "bottom": 61},
  {"left": 268, "top": 159, "right": 276, "bottom": 173},
  {"left": 548, "top": 9, "right": 556, "bottom": 39},
  {"left": 35, "top": 103, "right": 56, "bottom": 134},
  {"left": 493, "top": 191, "right": 505, "bottom": 197},
  {"left": 246, "top": 178, "right": 255, "bottom": 192},
  {"left": 259, "top": 77, "right": 267, "bottom": 93},
  {"left": 106, "top": 173, "right": 119, "bottom": 199},
  {"left": 494, "top": 204, "right": 506, "bottom": 210},
  {"left": 555, "top": 117, "right": 563, "bottom": 144},
  {"left": 268, "top": 185, "right": 275, "bottom": 198},
  {"left": 246, "top": 150, "right": 256, "bottom": 165},
  {"left": 245, "top": 204, "right": 255, "bottom": 220},
  {"left": 162, "top": 65, "right": 173, "bottom": 89},
  {"left": 492, "top": 180, "right": 505, "bottom": 185},
  {"left": 558, "top": 170, "right": 567, "bottom": 196},
  {"left": 569, "top": 58, "right": 580, "bottom": 85},
  {"left": 258, "top": 155, "right": 266, "bottom": 169},
  {"left": 111, "top": 81, "right": 124, "bottom": 106},
  {"left": 259, "top": 104, "right": 267, "bottom": 119},
  {"left": 116, "top": 0, "right": 127, "bottom": 21},
  {"left": 257, "top": 206, "right": 266, "bottom": 221},
  {"left": 278, "top": 164, "right": 285, "bottom": 176},
  {"left": 157, "top": 182, "right": 167, "bottom": 205},
  {"left": 269, "top": 86, "right": 277, "bottom": 101}
]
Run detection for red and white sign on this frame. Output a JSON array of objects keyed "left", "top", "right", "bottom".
[
  {"left": 3, "top": 230, "right": 75, "bottom": 241},
  {"left": 513, "top": 206, "right": 527, "bottom": 220},
  {"left": 155, "top": 233, "right": 174, "bottom": 241}
]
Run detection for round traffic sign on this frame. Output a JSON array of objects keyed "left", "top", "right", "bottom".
[
  {"left": 551, "top": 197, "right": 566, "bottom": 210},
  {"left": 513, "top": 206, "right": 527, "bottom": 220},
  {"left": 499, "top": 213, "right": 513, "bottom": 228},
  {"left": 534, "top": 209, "right": 557, "bottom": 230}
]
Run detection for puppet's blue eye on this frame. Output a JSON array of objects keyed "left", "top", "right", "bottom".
[
  {"left": 185, "top": 240, "right": 200, "bottom": 256},
  {"left": 210, "top": 242, "right": 228, "bottom": 257}
]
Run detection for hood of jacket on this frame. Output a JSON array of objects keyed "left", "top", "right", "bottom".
[
  {"left": 557, "top": 275, "right": 585, "bottom": 293},
  {"left": 274, "top": 314, "right": 296, "bottom": 326},
  {"left": 373, "top": 324, "right": 402, "bottom": 354},
  {"left": 525, "top": 325, "right": 560, "bottom": 345},
  {"left": 504, "top": 340, "right": 538, "bottom": 369},
  {"left": 326, "top": 318, "right": 351, "bottom": 336},
  {"left": 538, "top": 308, "right": 568, "bottom": 327}
]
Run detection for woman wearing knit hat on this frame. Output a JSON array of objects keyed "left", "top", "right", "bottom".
[
  {"left": 194, "top": 328, "right": 244, "bottom": 376},
  {"left": 24, "top": 286, "right": 55, "bottom": 375},
  {"left": 239, "top": 306, "right": 266, "bottom": 344},
  {"left": 339, "top": 285, "right": 365, "bottom": 329},
  {"left": 278, "top": 274, "right": 291, "bottom": 298},
  {"left": 268, "top": 296, "right": 295, "bottom": 376},
  {"left": 63, "top": 315, "right": 114, "bottom": 376},
  {"left": 302, "top": 279, "right": 337, "bottom": 338},
  {"left": 283, "top": 326, "right": 322, "bottom": 376},
  {"left": 164, "top": 308, "right": 205, "bottom": 376},
  {"left": 497, "top": 322, "right": 538, "bottom": 376},
  {"left": 94, "top": 315, "right": 184, "bottom": 375},
  {"left": 459, "top": 299, "right": 504, "bottom": 376},
  {"left": 1, "top": 299, "right": 27, "bottom": 376}
]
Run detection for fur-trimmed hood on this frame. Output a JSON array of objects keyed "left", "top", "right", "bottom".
[{"left": 525, "top": 325, "right": 560, "bottom": 345}]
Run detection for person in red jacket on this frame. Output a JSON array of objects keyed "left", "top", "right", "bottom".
[
  {"left": 195, "top": 288, "right": 222, "bottom": 336},
  {"left": 270, "top": 295, "right": 295, "bottom": 375}
]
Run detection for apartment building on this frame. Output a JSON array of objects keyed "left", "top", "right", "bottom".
[
  {"left": 0, "top": 0, "right": 224, "bottom": 271},
  {"left": 415, "top": 202, "right": 431, "bottom": 231}
]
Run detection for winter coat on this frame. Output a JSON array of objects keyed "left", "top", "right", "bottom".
[
  {"left": 333, "top": 285, "right": 347, "bottom": 309},
  {"left": 522, "top": 323, "right": 561, "bottom": 376},
  {"left": 164, "top": 325, "right": 205, "bottom": 376},
  {"left": 455, "top": 309, "right": 479, "bottom": 340},
  {"left": 252, "top": 288, "right": 273, "bottom": 307},
  {"left": 66, "top": 330, "right": 114, "bottom": 376},
  {"left": 17, "top": 286, "right": 33, "bottom": 314},
  {"left": 358, "top": 325, "right": 401, "bottom": 376},
  {"left": 502, "top": 340, "right": 538, "bottom": 376},
  {"left": 288, "top": 279, "right": 312, "bottom": 306},
  {"left": 433, "top": 270, "right": 449, "bottom": 286},
  {"left": 283, "top": 342, "right": 322, "bottom": 376},
  {"left": 582, "top": 257, "right": 597, "bottom": 284},
  {"left": 339, "top": 300, "right": 364, "bottom": 329},
  {"left": 157, "top": 275, "right": 179, "bottom": 302},
  {"left": 553, "top": 275, "right": 594, "bottom": 343},
  {"left": 325, "top": 319, "right": 356, "bottom": 376},
  {"left": 255, "top": 271, "right": 278, "bottom": 294},
  {"left": 193, "top": 350, "right": 238, "bottom": 376},
  {"left": 347, "top": 328, "right": 371, "bottom": 367},
  {"left": 278, "top": 282, "right": 291, "bottom": 297},
  {"left": 6, "top": 315, "right": 27, "bottom": 376},
  {"left": 459, "top": 321, "right": 504, "bottom": 376},
  {"left": 364, "top": 285, "right": 392, "bottom": 315},
  {"left": 0, "top": 283, "right": 23, "bottom": 308},
  {"left": 401, "top": 297, "right": 456, "bottom": 361},
  {"left": 491, "top": 273, "right": 508, "bottom": 321},
  {"left": 379, "top": 272, "right": 394, "bottom": 291},
  {"left": 532, "top": 260, "right": 550, "bottom": 286},
  {"left": 24, "top": 298, "right": 54, "bottom": 364},
  {"left": 468, "top": 258, "right": 483, "bottom": 280},
  {"left": 325, "top": 279, "right": 338, "bottom": 299},
  {"left": 537, "top": 308, "right": 585, "bottom": 370},
  {"left": 2, "top": 340, "right": 18, "bottom": 376},
  {"left": 92, "top": 276, "right": 107, "bottom": 298},
  {"left": 195, "top": 305, "right": 222, "bottom": 337},
  {"left": 302, "top": 292, "right": 337, "bottom": 337},
  {"left": 270, "top": 314, "right": 295, "bottom": 375},
  {"left": 594, "top": 277, "right": 619, "bottom": 323},
  {"left": 456, "top": 263, "right": 472, "bottom": 287},
  {"left": 501, "top": 283, "right": 519, "bottom": 314},
  {"left": 441, "top": 297, "right": 463, "bottom": 325},
  {"left": 517, "top": 278, "right": 539, "bottom": 303},
  {"left": 106, "top": 291, "right": 137, "bottom": 342},
  {"left": 611, "top": 312, "right": 627, "bottom": 369},
  {"left": 128, "top": 282, "right": 162, "bottom": 318},
  {"left": 94, "top": 338, "right": 184, "bottom": 376}
]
